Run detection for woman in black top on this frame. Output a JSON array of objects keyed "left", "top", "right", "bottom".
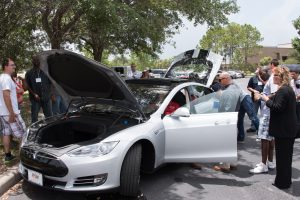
[{"left": 259, "top": 66, "right": 297, "bottom": 189}]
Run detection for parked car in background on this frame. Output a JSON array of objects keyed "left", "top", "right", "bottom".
[
  {"left": 19, "top": 49, "right": 238, "bottom": 197},
  {"left": 227, "top": 70, "right": 237, "bottom": 79},
  {"left": 285, "top": 64, "right": 300, "bottom": 72},
  {"left": 111, "top": 66, "right": 132, "bottom": 79},
  {"left": 150, "top": 69, "right": 167, "bottom": 78},
  {"left": 235, "top": 70, "right": 245, "bottom": 78}
]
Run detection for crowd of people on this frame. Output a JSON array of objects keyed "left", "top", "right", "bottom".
[
  {"left": 0, "top": 56, "right": 67, "bottom": 163},
  {"left": 213, "top": 59, "right": 299, "bottom": 190},
  {"left": 0, "top": 56, "right": 299, "bottom": 190}
]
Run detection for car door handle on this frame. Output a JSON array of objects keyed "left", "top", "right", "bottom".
[{"left": 215, "top": 120, "right": 230, "bottom": 125}]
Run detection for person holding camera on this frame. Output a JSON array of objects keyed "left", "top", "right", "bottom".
[{"left": 255, "top": 66, "right": 297, "bottom": 189}]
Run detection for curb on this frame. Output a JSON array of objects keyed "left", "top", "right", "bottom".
[{"left": 0, "top": 165, "right": 22, "bottom": 196}]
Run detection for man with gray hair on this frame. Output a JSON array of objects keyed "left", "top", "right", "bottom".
[
  {"left": 215, "top": 72, "right": 259, "bottom": 172},
  {"left": 219, "top": 72, "right": 259, "bottom": 142}
]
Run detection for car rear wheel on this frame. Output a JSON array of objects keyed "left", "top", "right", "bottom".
[{"left": 120, "top": 144, "right": 142, "bottom": 197}]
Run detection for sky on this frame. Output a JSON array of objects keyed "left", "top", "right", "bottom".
[{"left": 159, "top": 0, "right": 300, "bottom": 59}]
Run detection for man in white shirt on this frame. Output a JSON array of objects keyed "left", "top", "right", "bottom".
[
  {"left": 128, "top": 63, "right": 142, "bottom": 79},
  {"left": 0, "top": 58, "right": 26, "bottom": 162}
]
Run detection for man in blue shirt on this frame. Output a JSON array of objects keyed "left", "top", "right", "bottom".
[
  {"left": 246, "top": 68, "right": 264, "bottom": 132},
  {"left": 25, "top": 55, "right": 53, "bottom": 123}
]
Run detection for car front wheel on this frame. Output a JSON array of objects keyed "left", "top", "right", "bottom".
[{"left": 120, "top": 144, "right": 142, "bottom": 197}]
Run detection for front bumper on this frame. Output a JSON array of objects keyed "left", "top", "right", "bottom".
[{"left": 19, "top": 150, "right": 123, "bottom": 192}]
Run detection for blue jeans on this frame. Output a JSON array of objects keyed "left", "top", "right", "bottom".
[
  {"left": 31, "top": 99, "right": 53, "bottom": 123},
  {"left": 250, "top": 99, "right": 261, "bottom": 130},
  {"left": 237, "top": 95, "right": 259, "bottom": 140},
  {"left": 52, "top": 95, "right": 67, "bottom": 115}
]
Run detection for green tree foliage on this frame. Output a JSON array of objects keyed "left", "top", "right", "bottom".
[
  {"left": 259, "top": 56, "right": 272, "bottom": 66},
  {"left": 200, "top": 27, "right": 225, "bottom": 54},
  {"left": 1, "top": 0, "right": 239, "bottom": 69},
  {"left": 286, "top": 50, "right": 300, "bottom": 63},
  {"left": 239, "top": 24, "right": 263, "bottom": 67},
  {"left": 292, "top": 16, "right": 300, "bottom": 56},
  {"left": 79, "top": 0, "right": 239, "bottom": 61},
  {"left": 0, "top": 1, "right": 40, "bottom": 70},
  {"left": 199, "top": 23, "right": 262, "bottom": 71},
  {"left": 32, "top": 0, "right": 90, "bottom": 49}
]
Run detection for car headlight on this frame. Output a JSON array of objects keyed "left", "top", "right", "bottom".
[
  {"left": 67, "top": 141, "right": 119, "bottom": 157},
  {"left": 21, "top": 126, "right": 39, "bottom": 147},
  {"left": 21, "top": 129, "right": 30, "bottom": 147}
]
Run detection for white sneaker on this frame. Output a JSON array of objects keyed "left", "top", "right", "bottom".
[
  {"left": 267, "top": 160, "right": 276, "bottom": 170},
  {"left": 250, "top": 162, "right": 268, "bottom": 174}
]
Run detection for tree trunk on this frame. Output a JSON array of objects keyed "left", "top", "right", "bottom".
[
  {"left": 50, "top": 37, "right": 63, "bottom": 49},
  {"left": 93, "top": 46, "right": 104, "bottom": 62},
  {"left": 244, "top": 48, "right": 248, "bottom": 69}
]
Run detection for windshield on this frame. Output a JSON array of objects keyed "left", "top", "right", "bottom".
[{"left": 127, "top": 83, "right": 170, "bottom": 116}]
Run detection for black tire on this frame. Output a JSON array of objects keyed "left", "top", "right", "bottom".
[{"left": 120, "top": 144, "right": 142, "bottom": 197}]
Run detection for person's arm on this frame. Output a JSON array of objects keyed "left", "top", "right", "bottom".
[
  {"left": 264, "top": 88, "right": 287, "bottom": 112},
  {"left": 3, "top": 90, "right": 16, "bottom": 122}
]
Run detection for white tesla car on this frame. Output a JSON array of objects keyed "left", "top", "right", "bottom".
[{"left": 19, "top": 49, "right": 238, "bottom": 197}]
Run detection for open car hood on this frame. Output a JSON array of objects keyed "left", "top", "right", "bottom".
[
  {"left": 164, "top": 49, "right": 223, "bottom": 87},
  {"left": 38, "top": 50, "right": 145, "bottom": 118}
]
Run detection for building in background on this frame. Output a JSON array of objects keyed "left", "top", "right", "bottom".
[{"left": 247, "top": 43, "right": 294, "bottom": 65}]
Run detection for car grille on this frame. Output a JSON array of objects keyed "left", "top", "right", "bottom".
[
  {"left": 20, "top": 147, "right": 68, "bottom": 177},
  {"left": 22, "top": 169, "right": 66, "bottom": 188}
]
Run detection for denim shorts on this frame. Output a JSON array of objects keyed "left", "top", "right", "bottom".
[
  {"left": 257, "top": 115, "right": 274, "bottom": 141},
  {"left": 0, "top": 114, "right": 26, "bottom": 138}
]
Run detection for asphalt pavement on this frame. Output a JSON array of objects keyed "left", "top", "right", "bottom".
[{"left": 2, "top": 78, "right": 300, "bottom": 200}]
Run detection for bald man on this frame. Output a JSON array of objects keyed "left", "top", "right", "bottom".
[{"left": 219, "top": 72, "right": 259, "bottom": 142}]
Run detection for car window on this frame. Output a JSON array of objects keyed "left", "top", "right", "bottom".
[
  {"left": 189, "top": 85, "right": 220, "bottom": 114},
  {"left": 164, "top": 88, "right": 189, "bottom": 115},
  {"left": 189, "top": 85, "right": 239, "bottom": 114}
]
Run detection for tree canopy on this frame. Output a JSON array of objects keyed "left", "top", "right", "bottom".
[
  {"left": 292, "top": 16, "right": 300, "bottom": 62},
  {"left": 0, "top": 0, "right": 239, "bottom": 70},
  {"left": 199, "top": 22, "right": 263, "bottom": 70}
]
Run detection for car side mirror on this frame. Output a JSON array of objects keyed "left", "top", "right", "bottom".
[{"left": 171, "top": 107, "right": 190, "bottom": 117}]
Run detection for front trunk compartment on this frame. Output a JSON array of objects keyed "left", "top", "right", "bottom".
[{"left": 36, "top": 115, "right": 139, "bottom": 148}]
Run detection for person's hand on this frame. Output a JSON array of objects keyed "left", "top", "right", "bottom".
[
  {"left": 51, "top": 95, "right": 56, "bottom": 102},
  {"left": 261, "top": 94, "right": 269, "bottom": 101},
  {"left": 254, "top": 92, "right": 261, "bottom": 101},
  {"left": 8, "top": 113, "right": 17, "bottom": 123},
  {"left": 34, "top": 93, "right": 40, "bottom": 101},
  {"left": 297, "top": 95, "right": 300, "bottom": 100}
]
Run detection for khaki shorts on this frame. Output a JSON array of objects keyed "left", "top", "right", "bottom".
[{"left": 0, "top": 114, "right": 26, "bottom": 138}]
